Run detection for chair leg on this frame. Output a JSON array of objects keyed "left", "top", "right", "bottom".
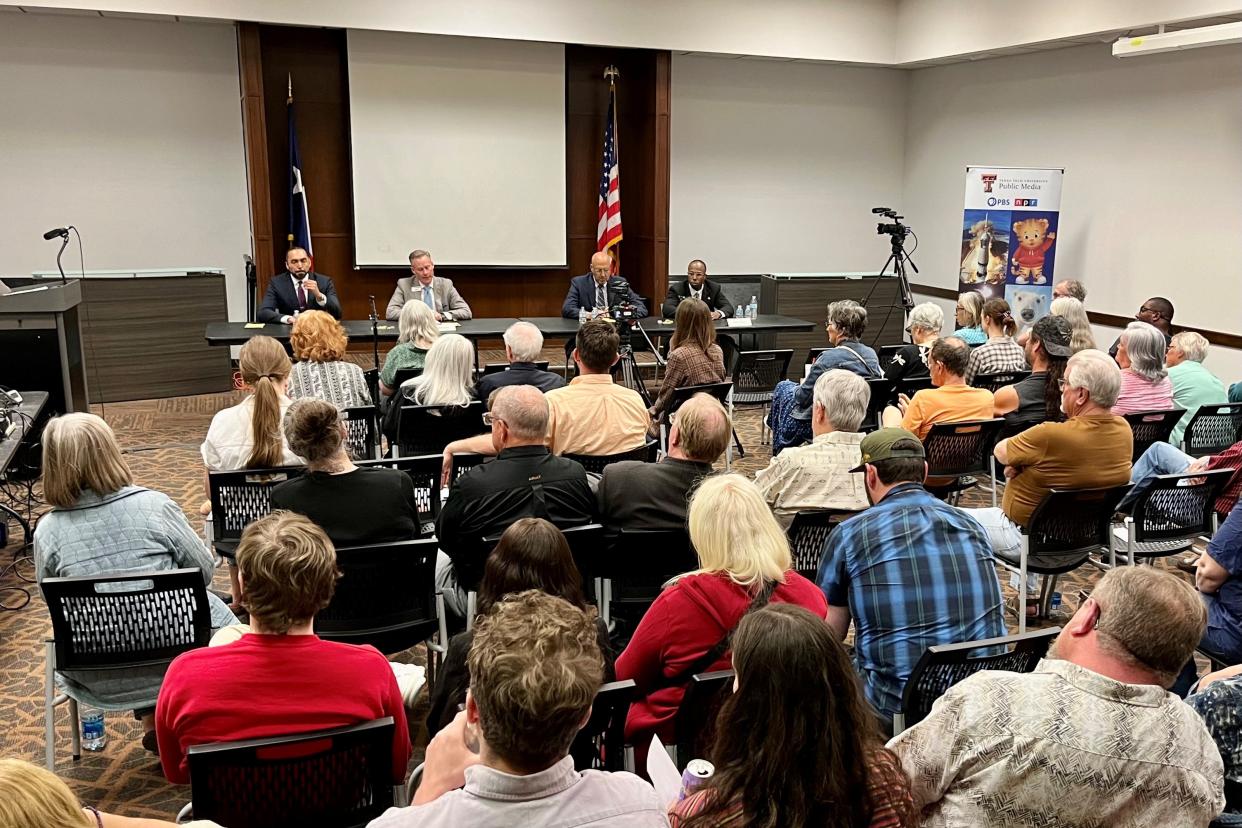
[
  {"left": 1127, "top": 522, "right": 1136, "bottom": 567},
  {"left": 69, "top": 697, "right": 80, "bottom": 761},
  {"left": 1039, "top": 575, "right": 1058, "bottom": 617},
  {"left": 732, "top": 428, "right": 745, "bottom": 459},
  {"left": 990, "top": 469, "right": 997, "bottom": 508},
  {"left": 1018, "top": 537, "right": 1029, "bottom": 635},
  {"left": 465, "top": 591, "right": 477, "bottom": 632},
  {"left": 44, "top": 641, "right": 56, "bottom": 771}
]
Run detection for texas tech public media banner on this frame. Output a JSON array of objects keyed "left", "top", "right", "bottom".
[{"left": 958, "top": 166, "right": 1064, "bottom": 331}]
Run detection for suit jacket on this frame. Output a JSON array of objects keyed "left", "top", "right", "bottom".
[
  {"left": 386, "top": 276, "right": 473, "bottom": 321},
  {"left": 596, "top": 457, "right": 714, "bottom": 533},
  {"left": 475, "top": 362, "right": 566, "bottom": 401},
  {"left": 660, "top": 279, "right": 733, "bottom": 319},
  {"left": 258, "top": 272, "right": 341, "bottom": 322},
  {"left": 561, "top": 274, "right": 648, "bottom": 320}
]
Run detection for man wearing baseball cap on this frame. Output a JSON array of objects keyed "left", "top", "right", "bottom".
[{"left": 818, "top": 428, "right": 1006, "bottom": 729}]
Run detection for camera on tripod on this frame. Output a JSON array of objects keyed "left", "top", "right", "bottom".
[{"left": 873, "top": 207, "right": 909, "bottom": 239}]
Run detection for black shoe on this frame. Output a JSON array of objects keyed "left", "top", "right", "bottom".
[{"left": 142, "top": 729, "right": 159, "bottom": 755}]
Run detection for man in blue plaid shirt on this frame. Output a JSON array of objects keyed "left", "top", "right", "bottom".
[{"left": 817, "top": 428, "right": 1006, "bottom": 727}]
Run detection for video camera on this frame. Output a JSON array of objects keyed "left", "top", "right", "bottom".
[
  {"left": 873, "top": 206, "right": 910, "bottom": 240},
  {"left": 606, "top": 277, "right": 641, "bottom": 336}
]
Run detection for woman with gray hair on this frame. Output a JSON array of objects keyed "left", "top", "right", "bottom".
[
  {"left": 1166, "top": 331, "right": 1227, "bottom": 447},
  {"left": 886, "top": 302, "right": 942, "bottom": 382},
  {"left": 1113, "top": 320, "right": 1173, "bottom": 415},
  {"left": 767, "top": 299, "right": 882, "bottom": 454},
  {"left": 378, "top": 299, "right": 441, "bottom": 398}
]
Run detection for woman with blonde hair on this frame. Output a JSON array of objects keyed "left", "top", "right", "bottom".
[
  {"left": 35, "top": 414, "right": 235, "bottom": 753},
  {"left": 0, "top": 758, "right": 221, "bottom": 827},
  {"left": 399, "top": 333, "right": 475, "bottom": 406},
  {"left": 1049, "top": 295, "right": 1096, "bottom": 352},
  {"left": 615, "top": 473, "right": 827, "bottom": 750},
  {"left": 650, "top": 298, "right": 726, "bottom": 420},
  {"left": 953, "top": 291, "right": 986, "bottom": 345},
  {"left": 379, "top": 299, "right": 440, "bottom": 398},
  {"left": 288, "top": 310, "right": 371, "bottom": 408}
]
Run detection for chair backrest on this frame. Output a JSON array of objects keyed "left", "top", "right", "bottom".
[
  {"left": 563, "top": 439, "right": 658, "bottom": 474},
  {"left": 898, "top": 628, "right": 1058, "bottom": 731},
  {"left": 362, "top": 368, "right": 380, "bottom": 409},
  {"left": 667, "top": 381, "right": 732, "bottom": 416},
  {"left": 896, "top": 375, "right": 934, "bottom": 399},
  {"left": 42, "top": 569, "right": 212, "bottom": 671},
  {"left": 390, "top": 368, "right": 421, "bottom": 389},
  {"left": 673, "top": 669, "right": 734, "bottom": 770},
  {"left": 480, "top": 361, "right": 550, "bottom": 376},
  {"left": 356, "top": 455, "right": 443, "bottom": 530},
  {"left": 806, "top": 346, "right": 828, "bottom": 366},
  {"left": 209, "top": 465, "right": 305, "bottom": 552},
  {"left": 1131, "top": 469, "right": 1234, "bottom": 544},
  {"left": 1026, "top": 485, "right": 1133, "bottom": 559},
  {"left": 187, "top": 718, "right": 396, "bottom": 828},
  {"left": 733, "top": 350, "right": 793, "bottom": 394},
  {"left": 923, "top": 418, "right": 1006, "bottom": 478},
  {"left": 471, "top": 523, "right": 605, "bottom": 598},
  {"left": 972, "top": 370, "right": 1031, "bottom": 394},
  {"left": 864, "top": 377, "right": 895, "bottom": 429},
  {"left": 450, "top": 451, "right": 486, "bottom": 483},
  {"left": 786, "top": 510, "right": 854, "bottom": 580},
  {"left": 878, "top": 343, "right": 906, "bottom": 368},
  {"left": 1123, "top": 408, "right": 1187, "bottom": 462},
  {"left": 396, "top": 400, "right": 485, "bottom": 457},
  {"left": 1184, "top": 403, "right": 1242, "bottom": 457},
  {"left": 595, "top": 529, "right": 697, "bottom": 622},
  {"left": 341, "top": 406, "right": 380, "bottom": 460},
  {"left": 570, "top": 679, "right": 636, "bottom": 772},
  {"left": 316, "top": 538, "right": 440, "bottom": 654}
]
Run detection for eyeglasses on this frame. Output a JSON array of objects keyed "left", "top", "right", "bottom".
[
  {"left": 482, "top": 412, "right": 505, "bottom": 427},
  {"left": 1057, "top": 379, "right": 1072, "bottom": 391}
]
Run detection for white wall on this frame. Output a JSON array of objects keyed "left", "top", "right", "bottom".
[
  {"left": 0, "top": 13, "right": 251, "bottom": 320},
  {"left": 669, "top": 54, "right": 908, "bottom": 275}
]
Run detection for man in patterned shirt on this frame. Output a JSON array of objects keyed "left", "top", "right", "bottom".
[
  {"left": 817, "top": 428, "right": 1006, "bottom": 727},
  {"left": 890, "top": 566, "right": 1224, "bottom": 827}
]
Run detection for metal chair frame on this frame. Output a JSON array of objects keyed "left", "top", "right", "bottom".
[{"left": 1109, "top": 469, "right": 1232, "bottom": 567}]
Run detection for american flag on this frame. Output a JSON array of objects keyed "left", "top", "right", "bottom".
[{"left": 596, "top": 87, "right": 622, "bottom": 269}]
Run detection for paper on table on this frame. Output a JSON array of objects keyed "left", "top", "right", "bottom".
[
  {"left": 647, "top": 734, "right": 682, "bottom": 807},
  {"left": 243, "top": 323, "right": 265, "bottom": 329},
  {"left": 725, "top": 317, "right": 752, "bottom": 328},
  {"left": 377, "top": 324, "right": 395, "bottom": 331},
  {"left": 438, "top": 322, "right": 460, "bottom": 332}
]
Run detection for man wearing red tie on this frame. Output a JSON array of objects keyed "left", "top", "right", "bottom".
[{"left": 258, "top": 247, "right": 342, "bottom": 324}]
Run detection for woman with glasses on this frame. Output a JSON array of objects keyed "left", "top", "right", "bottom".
[{"left": 954, "top": 291, "right": 986, "bottom": 345}]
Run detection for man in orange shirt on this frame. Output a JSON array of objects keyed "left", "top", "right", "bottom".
[{"left": 882, "top": 337, "right": 994, "bottom": 440}]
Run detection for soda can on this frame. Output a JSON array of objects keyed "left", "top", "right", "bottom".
[{"left": 679, "top": 759, "right": 715, "bottom": 801}]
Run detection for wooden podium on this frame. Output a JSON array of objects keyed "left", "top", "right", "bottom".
[{"left": 0, "top": 280, "right": 88, "bottom": 413}]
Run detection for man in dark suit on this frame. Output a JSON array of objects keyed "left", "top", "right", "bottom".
[
  {"left": 561, "top": 251, "right": 648, "bottom": 320},
  {"left": 476, "top": 322, "right": 566, "bottom": 400},
  {"left": 661, "top": 259, "right": 733, "bottom": 320},
  {"left": 257, "top": 247, "right": 342, "bottom": 323},
  {"left": 596, "top": 392, "right": 729, "bottom": 533}
]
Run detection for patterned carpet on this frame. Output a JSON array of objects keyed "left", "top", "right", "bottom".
[{"left": 0, "top": 348, "right": 1202, "bottom": 820}]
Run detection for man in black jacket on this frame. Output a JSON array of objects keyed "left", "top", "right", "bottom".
[
  {"left": 435, "top": 384, "right": 596, "bottom": 620},
  {"left": 475, "top": 322, "right": 566, "bottom": 400},
  {"left": 660, "top": 259, "right": 733, "bottom": 319},
  {"left": 257, "top": 247, "right": 342, "bottom": 323}
]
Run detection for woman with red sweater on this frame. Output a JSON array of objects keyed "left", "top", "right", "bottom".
[{"left": 614, "top": 473, "right": 827, "bottom": 748}]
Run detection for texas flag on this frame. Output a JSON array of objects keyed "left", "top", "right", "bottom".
[{"left": 288, "top": 75, "right": 312, "bottom": 256}]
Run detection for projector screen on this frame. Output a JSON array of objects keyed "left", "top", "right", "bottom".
[{"left": 347, "top": 30, "right": 566, "bottom": 267}]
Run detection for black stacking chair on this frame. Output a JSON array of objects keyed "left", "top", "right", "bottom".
[
  {"left": 1184, "top": 403, "right": 1242, "bottom": 457},
  {"left": 896, "top": 375, "right": 934, "bottom": 400},
  {"left": 894, "top": 628, "right": 1059, "bottom": 734},
  {"left": 672, "top": 669, "right": 734, "bottom": 770},
  {"left": 592, "top": 529, "right": 697, "bottom": 631},
  {"left": 732, "top": 349, "right": 794, "bottom": 446},
  {"left": 42, "top": 569, "right": 211, "bottom": 770},
  {"left": 662, "top": 381, "right": 741, "bottom": 463},
  {"left": 878, "top": 343, "right": 907, "bottom": 369},
  {"left": 786, "top": 509, "right": 856, "bottom": 581},
  {"left": 342, "top": 405, "right": 381, "bottom": 460},
  {"left": 180, "top": 718, "right": 396, "bottom": 828},
  {"left": 208, "top": 465, "right": 305, "bottom": 558},
  {"left": 864, "top": 377, "right": 895, "bottom": 431},
  {"left": 450, "top": 451, "right": 486, "bottom": 483},
  {"left": 480, "top": 361, "right": 549, "bottom": 376},
  {"left": 1110, "top": 469, "right": 1232, "bottom": 567},
  {"left": 570, "top": 679, "right": 637, "bottom": 772},
  {"left": 971, "top": 370, "right": 1030, "bottom": 394},
  {"left": 393, "top": 400, "right": 485, "bottom": 457},
  {"left": 806, "top": 346, "right": 829, "bottom": 366},
  {"left": 357, "top": 455, "right": 443, "bottom": 535},
  {"left": 923, "top": 418, "right": 1006, "bottom": 507},
  {"left": 564, "top": 439, "right": 659, "bottom": 475},
  {"left": 1123, "top": 408, "right": 1186, "bottom": 463},
  {"left": 390, "top": 368, "right": 421, "bottom": 389}
]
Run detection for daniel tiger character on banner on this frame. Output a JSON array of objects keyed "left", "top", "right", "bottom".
[
  {"left": 959, "top": 219, "right": 1007, "bottom": 284},
  {"left": 1010, "top": 218, "right": 1056, "bottom": 285}
]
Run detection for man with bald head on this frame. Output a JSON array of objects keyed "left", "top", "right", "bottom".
[
  {"left": 661, "top": 259, "right": 732, "bottom": 319},
  {"left": 561, "top": 251, "right": 648, "bottom": 320},
  {"left": 435, "top": 384, "right": 597, "bottom": 619}
]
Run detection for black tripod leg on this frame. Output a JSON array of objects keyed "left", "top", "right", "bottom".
[
  {"left": 0, "top": 502, "right": 31, "bottom": 559},
  {"left": 733, "top": 427, "right": 745, "bottom": 458}
]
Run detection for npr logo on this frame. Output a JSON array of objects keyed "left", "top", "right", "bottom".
[{"left": 1014, "top": 198, "right": 1039, "bottom": 207}]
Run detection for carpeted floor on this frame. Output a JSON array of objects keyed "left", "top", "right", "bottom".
[{"left": 0, "top": 348, "right": 1202, "bottom": 820}]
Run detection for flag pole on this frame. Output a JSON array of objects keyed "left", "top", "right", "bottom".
[
  {"left": 603, "top": 65, "right": 620, "bottom": 274},
  {"left": 287, "top": 74, "right": 295, "bottom": 248}
]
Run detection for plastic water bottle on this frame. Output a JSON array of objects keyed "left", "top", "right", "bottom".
[
  {"left": 734, "top": 305, "right": 745, "bottom": 319},
  {"left": 746, "top": 296, "right": 758, "bottom": 319},
  {"left": 81, "top": 707, "right": 106, "bottom": 751}
]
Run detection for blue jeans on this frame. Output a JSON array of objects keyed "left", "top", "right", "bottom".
[
  {"left": 1120, "top": 442, "right": 1193, "bottom": 511},
  {"left": 768, "top": 380, "right": 813, "bottom": 456}
]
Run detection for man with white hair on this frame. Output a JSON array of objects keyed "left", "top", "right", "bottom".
[
  {"left": 1167, "top": 331, "right": 1227, "bottom": 447},
  {"left": 756, "top": 369, "right": 870, "bottom": 528},
  {"left": 475, "top": 322, "right": 565, "bottom": 399},
  {"left": 960, "top": 349, "right": 1132, "bottom": 560}
]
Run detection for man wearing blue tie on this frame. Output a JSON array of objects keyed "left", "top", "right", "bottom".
[
  {"left": 385, "top": 249, "right": 473, "bottom": 321},
  {"left": 561, "top": 251, "right": 648, "bottom": 320}
]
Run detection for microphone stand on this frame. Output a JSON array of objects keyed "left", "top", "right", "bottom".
[
  {"left": 368, "top": 295, "right": 381, "bottom": 371},
  {"left": 55, "top": 233, "right": 70, "bottom": 284}
]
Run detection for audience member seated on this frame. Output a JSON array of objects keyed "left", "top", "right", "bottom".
[
  {"left": 287, "top": 310, "right": 371, "bottom": 408},
  {"left": 1123, "top": 437, "right": 1242, "bottom": 518},
  {"left": 156, "top": 512, "right": 410, "bottom": 785},
  {"left": 1188, "top": 654, "right": 1242, "bottom": 820},
  {"left": 1233, "top": 381, "right": 1242, "bottom": 404},
  {"left": 668, "top": 604, "right": 915, "bottom": 828},
  {"left": 1108, "top": 296, "right": 1174, "bottom": 359},
  {"left": 952, "top": 291, "right": 986, "bottom": 345},
  {"left": 886, "top": 302, "right": 941, "bottom": 382},
  {"left": 1049, "top": 295, "right": 1096, "bottom": 352},
  {"left": 435, "top": 385, "right": 596, "bottom": 620},
  {"left": 889, "top": 566, "right": 1224, "bottom": 827},
  {"left": 818, "top": 428, "right": 1005, "bottom": 727},
  {"left": 649, "top": 298, "right": 726, "bottom": 422},
  {"left": 769, "top": 299, "right": 883, "bottom": 454},
  {"left": 474, "top": 321, "right": 565, "bottom": 399},
  {"left": 615, "top": 474, "right": 827, "bottom": 749},
  {"left": 34, "top": 413, "right": 237, "bottom": 753},
  {"left": 379, "top": 300, "right": 440, "bottom": 399},
  {"left": 963, "top": 298, "right": 1026, "bottom": 384},
  {"left": 1171, "top": 500, "right": 1242, "bottom": 696},
  {"left": 382, "top": 333, "right": 477, "bottom": 443},
  {"left": 1167, "top": 331, "right": 1228, "bottom": 447},
  {"left": 755, "top": 369, "right": 869, "bottom": 529},
  {"left": 1112, "top": 320, "right": 1174, "bottom": 415},
  {"left": 1052, "top": 278, "right": 1086, "bottom": 301},
  {"left": 881, "top": 337, "right": 993, "bottom": 440},
  {"left": 993, "top": 315, "right": 1070, "bottom": 437},
  {"left": 0, "top": 758, "right": 222, "bottom": 827},
  {"left": 960, "top": 349, "right": 1132, "bottom": 564},
  {"left": 271, "top": 399, "right": 420, "bottom": 546},
  {"left": 425, "top": 518, "right": 614, "bottom": 737},
  {"left": 597, "top": 393, "right": 728, "bottom": 533},
  {"left": 370, "top": 591, "right": 667, "bottom": 826}
]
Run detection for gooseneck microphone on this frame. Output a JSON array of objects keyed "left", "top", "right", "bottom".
[{"left": 43, "top": 227, "right": 69, "bottom": 240}]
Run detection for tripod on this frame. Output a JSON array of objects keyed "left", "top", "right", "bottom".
[
  {"left": 615, "top": 339, "right": 654, "bottom": 409},
  {"left": 864, "top": 217, "right": 919, "bottom": 350}
]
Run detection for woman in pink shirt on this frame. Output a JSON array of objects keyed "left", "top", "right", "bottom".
[{"left": 1113, "top": 321, "right": 1173, "bottom": 415}]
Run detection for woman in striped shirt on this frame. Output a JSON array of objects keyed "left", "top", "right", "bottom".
[
  {"left": 1113, "top": 320, "right": 1174, "bottom": 416},
  {"left": 669, "top": 604, "right": 915, "bottom": 828}
]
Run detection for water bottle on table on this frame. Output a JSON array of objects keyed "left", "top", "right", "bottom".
[
  {"left": 81, "top": 706, "right": 106, "bottom": 751},
  {"left": 734, "top": 305, "right": 744, "bottom": 319},
  {"left": 746, "top": 296, "right": 758, "bottom": 319}
]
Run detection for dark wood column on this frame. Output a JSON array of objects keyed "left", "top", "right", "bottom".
[{"left": 237, "top": 23, "right": 274, "bottom": 311}]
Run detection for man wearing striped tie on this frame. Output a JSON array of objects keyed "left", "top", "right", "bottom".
[
  {"left": 560, "top": 251, "right": 647, "bottom": 320},
  {"left": 385, "top": 249, "right": 473, "bottom": 321}
]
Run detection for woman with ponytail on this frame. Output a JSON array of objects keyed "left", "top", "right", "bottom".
[{"left": 964, "top": 298, "right": 1027, "bottom": 385}]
